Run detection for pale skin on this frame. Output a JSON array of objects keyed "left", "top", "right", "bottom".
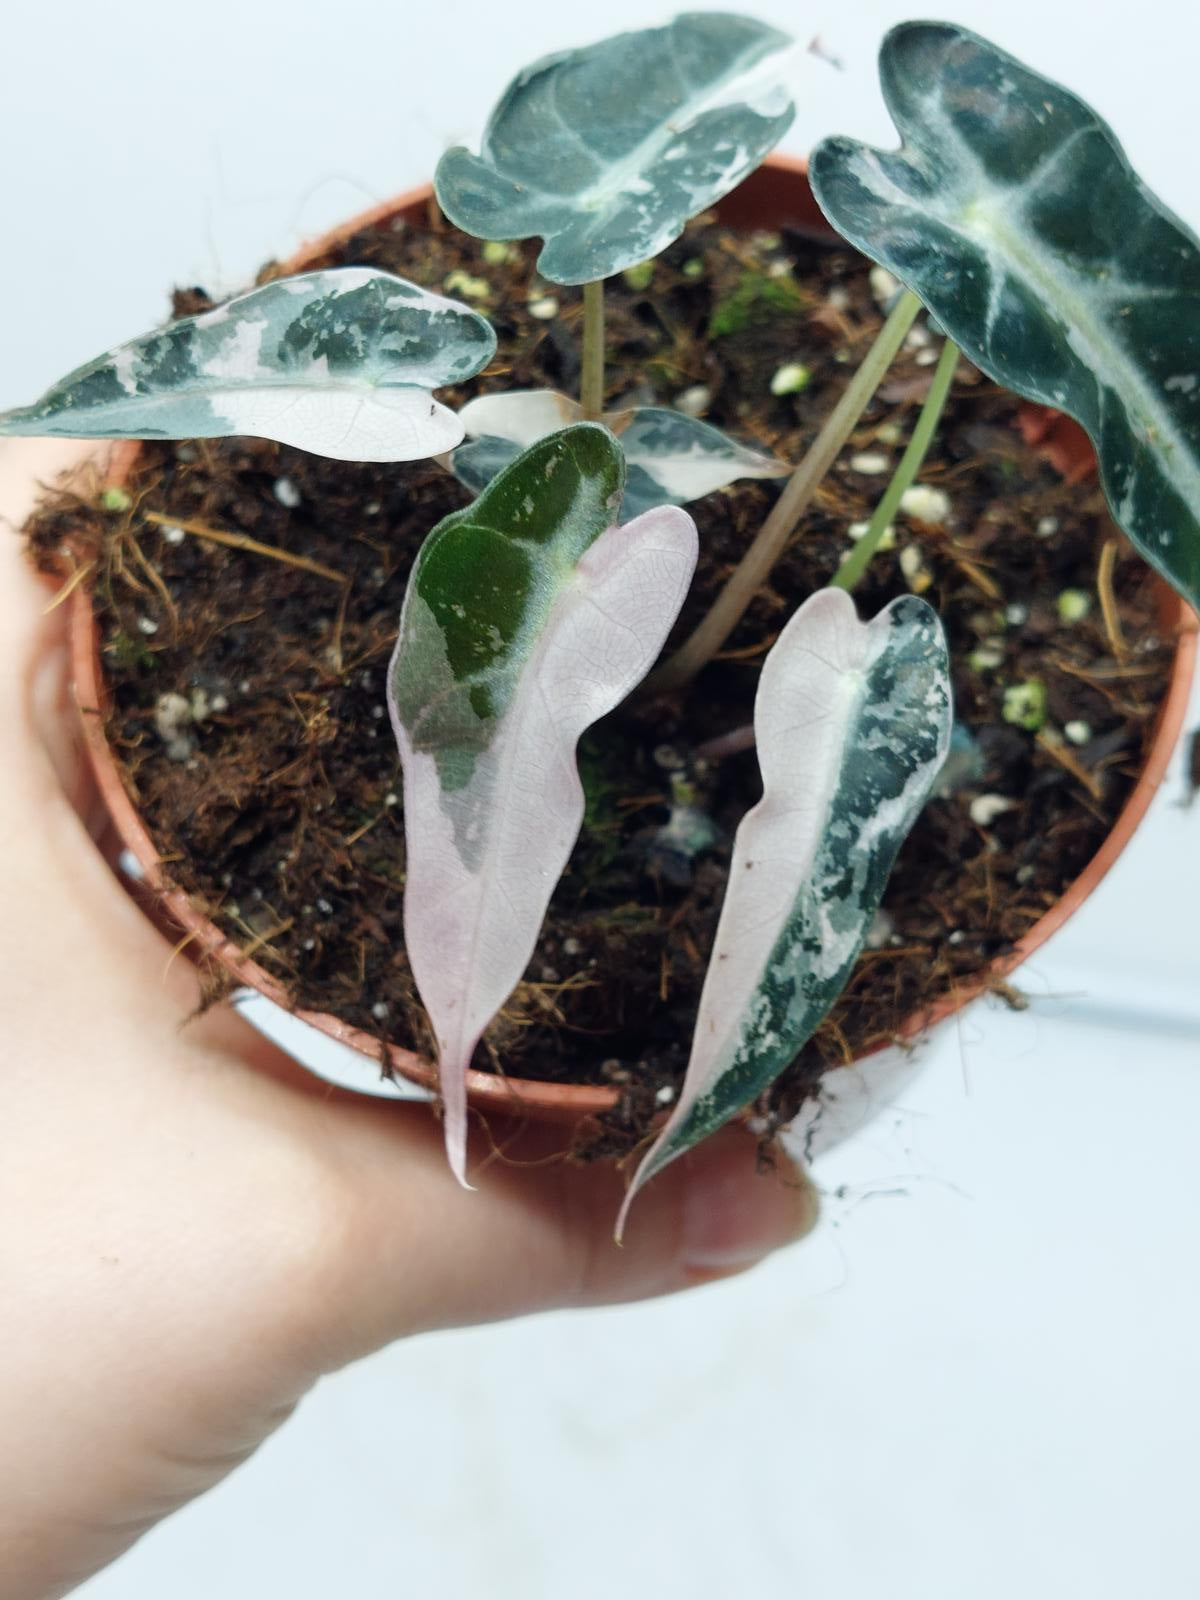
[{"left": 0, "top": 440, "right": 817, "bottom": 1600}]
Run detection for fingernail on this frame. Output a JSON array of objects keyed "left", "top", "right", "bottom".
[{"left": 682, "top": 1139, "right": 819, "bottom": 1273}]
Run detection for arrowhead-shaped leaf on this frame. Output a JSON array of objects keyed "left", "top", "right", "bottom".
[
  {"left": 388, "top": 424, "right": 698, "bottom": 1182},
  {"left": 450, "top": 389, "right": 789, "bottom": 519},
  {"left": 809, "top": 22, "right": 1200, "bottom": 612},
  {"left": 617, "top": 589, "right": 952, "bottom": 1235},
  {"left": 0, "top": 268, "right": 497, "bottom": 462},
  {"left": 434, "top": 13, "right": 795, "bottom": 285}
]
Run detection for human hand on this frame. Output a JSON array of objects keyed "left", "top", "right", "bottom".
[{"left": 0, "top": 440, "right": 817, "bottom": 1600}]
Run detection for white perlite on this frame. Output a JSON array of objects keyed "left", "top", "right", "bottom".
[
  {"left": 869, "top": 265, "right": 901, "bottom": 309},
  {"left": 848, "top": 519, "right": 896, "bottom": 550},
  {"left": 969, "top": 793, "right": 1018, "bottom": 827},
  {"left": 153, "top": 693, "right": 196, "bottom": 762},
  {"left": 770, "top": 362, "right": 811, "bottom": 396},
  {"left": 899, "top": 484, "right": 951, "bottom": 524},
  {"left": 673, "top": 384, "right": 712, "bottom": 417}
]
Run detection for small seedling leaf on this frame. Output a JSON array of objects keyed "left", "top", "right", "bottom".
[{"left": 451, "top": 389, "right": 788, "bottom": 519}]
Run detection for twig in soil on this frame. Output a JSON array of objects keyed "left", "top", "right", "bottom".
[
  {"left": 1097, "top": 538, "right": 1128, "bottom": 659},
  {"left": 856, "top": 944, "right": 935, "bottom": 961},
  {"left": 1036, "top": 729, "right": 1105, "bottom": 801},
  {"left": 238, "top": 916, "right": 296, "bottom": 964},
  {"left": 500, "top": 971, "right": 600, "bottom": 1029},
  {"left": 1050, "top": 653, "right": 1160, "bottom": 701},
  {"left": 616, "top": 792, "right": 667, "bottom": 813},
  {"left": 950, "top": 555, "right": 1003, "bottom": 601},
  {"left": 123, "top": 526, "right": 180, "bottom": 640},
  {"left": 142, "top": 511, "right": 348, "bottom": 586},
  {"left": 814, "top": 1015, "right": 854, "bottom": 1065},
  {"left": 41, "top": 557, "right": 96, "bottom": 613},
  {"left": 344, "top": 809, "right": 388, "bottom": 846},
  {"left": 328, "top": 578, "right": 353, "bottom": 674}
]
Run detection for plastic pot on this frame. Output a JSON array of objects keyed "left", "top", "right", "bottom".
[{"left": 64, "top": 156, "right": 1198, "bottom": 1129}]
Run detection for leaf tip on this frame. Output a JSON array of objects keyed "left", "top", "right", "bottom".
[
  {"left": 613, "top": 1178, "right": 640, "bottom": 1247},
  {"left": 614, "top": 1134, "right": 675, "bottom": 1244},
  {"left": 443, "top": 1111, "right": 476, "bottom": 1193},
  {"left": 435, "top": 1041, "right": 477, "bottom": 1190}
]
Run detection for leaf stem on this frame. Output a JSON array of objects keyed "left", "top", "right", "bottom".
[
  {"left": 644, "top": 288, "right": 922, "bottom": 697},
  {"left": 831, "top": 334, "right": 960, "bottom": 593},
  {"left": 581, "top": 280, "right": 606, "bottom": 420}
]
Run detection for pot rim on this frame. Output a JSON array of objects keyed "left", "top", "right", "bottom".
[{"left": 68, "top": 155, "right": 1200, "bottom": 1126}]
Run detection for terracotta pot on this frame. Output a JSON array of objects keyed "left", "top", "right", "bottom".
[{"left": 68, "top": 156, "right": 1199, "bottom": 1130}]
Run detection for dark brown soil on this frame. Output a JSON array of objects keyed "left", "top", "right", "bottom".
[{"left": 26, "top": 207, "right": 1179, "bottom": 1158}]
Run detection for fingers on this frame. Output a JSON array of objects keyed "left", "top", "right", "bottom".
[
  {"left": 279, "top": 1103, "right": 819, "bottom": 1376},
  {"left": 26, "top": 622, "right": 112, "bottom": 840},
  {"left": 2, "top": 440, "right": 110, "bottom": 829}
]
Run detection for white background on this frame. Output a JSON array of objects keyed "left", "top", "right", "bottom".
[{"left": 5, "top": 2, "right": 1200, "bottom": 1596}]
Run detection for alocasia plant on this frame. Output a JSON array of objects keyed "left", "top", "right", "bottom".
[
  {"left": 0, "top": 269, "right": 497, "bottom": 461},
  {"left": 388, "top": 424, "right": 698, "bottom": 1181},
  {"left": 5, "top": 13, "right": 1198, "bottom": 1225}
]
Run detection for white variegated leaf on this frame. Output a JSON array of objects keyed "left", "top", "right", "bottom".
[
  {"left": 455, "top": 389, "right": 579, "bottom": 447},
  {"left": 0, "top": 269, "right": 497, "bottom": 462},
  {"left": 435, "top": 13, "right": 796, "bottom": 285},
  {"left": 617, "top": 588, "right": 952, "bottom": 1236},
  {"left": 388, "top": 425, "right": 698, "bottom": 1183},
  {"left": 612, "top": 405, "right": 790, "bottom": 509},
  {"left": 451, "top": 388, "right": 788, "bottom": 520}
]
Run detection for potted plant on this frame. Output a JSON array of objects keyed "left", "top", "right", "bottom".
[{"left": 6, "top": 15, "right": 1196, "bottom": 1232}]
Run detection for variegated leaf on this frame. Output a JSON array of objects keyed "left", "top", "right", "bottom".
[
  {"left": 434, "top": 13, "right": 795, "bottom": 285},
  {"left": 0, "top": 269, "right": 497, "bottom": 462},
  {"left": 809, "top": 21, "right": 1200, "bottom": 611},
  {"left": 617, "top": 588, "right": 952, "bottom": 1235},
  {"left": 388, "top": 424, "right": 698, "bottom": 1183},
  {"left": 450, "top": 388, "right": 789, "bottom": 519}
]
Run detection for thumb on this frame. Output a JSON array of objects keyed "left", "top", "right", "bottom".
[{"left": 286, "top": 1105, "right": 819, "bottom": 1376}]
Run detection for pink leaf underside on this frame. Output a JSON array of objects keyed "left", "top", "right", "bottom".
[{"left": 397, "top": 505, "right": 698, "bottom": 1183}]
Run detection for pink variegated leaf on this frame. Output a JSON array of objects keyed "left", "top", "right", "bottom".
[{"left": 388, "top": 424, "right": 697, "bottom": 1183}]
